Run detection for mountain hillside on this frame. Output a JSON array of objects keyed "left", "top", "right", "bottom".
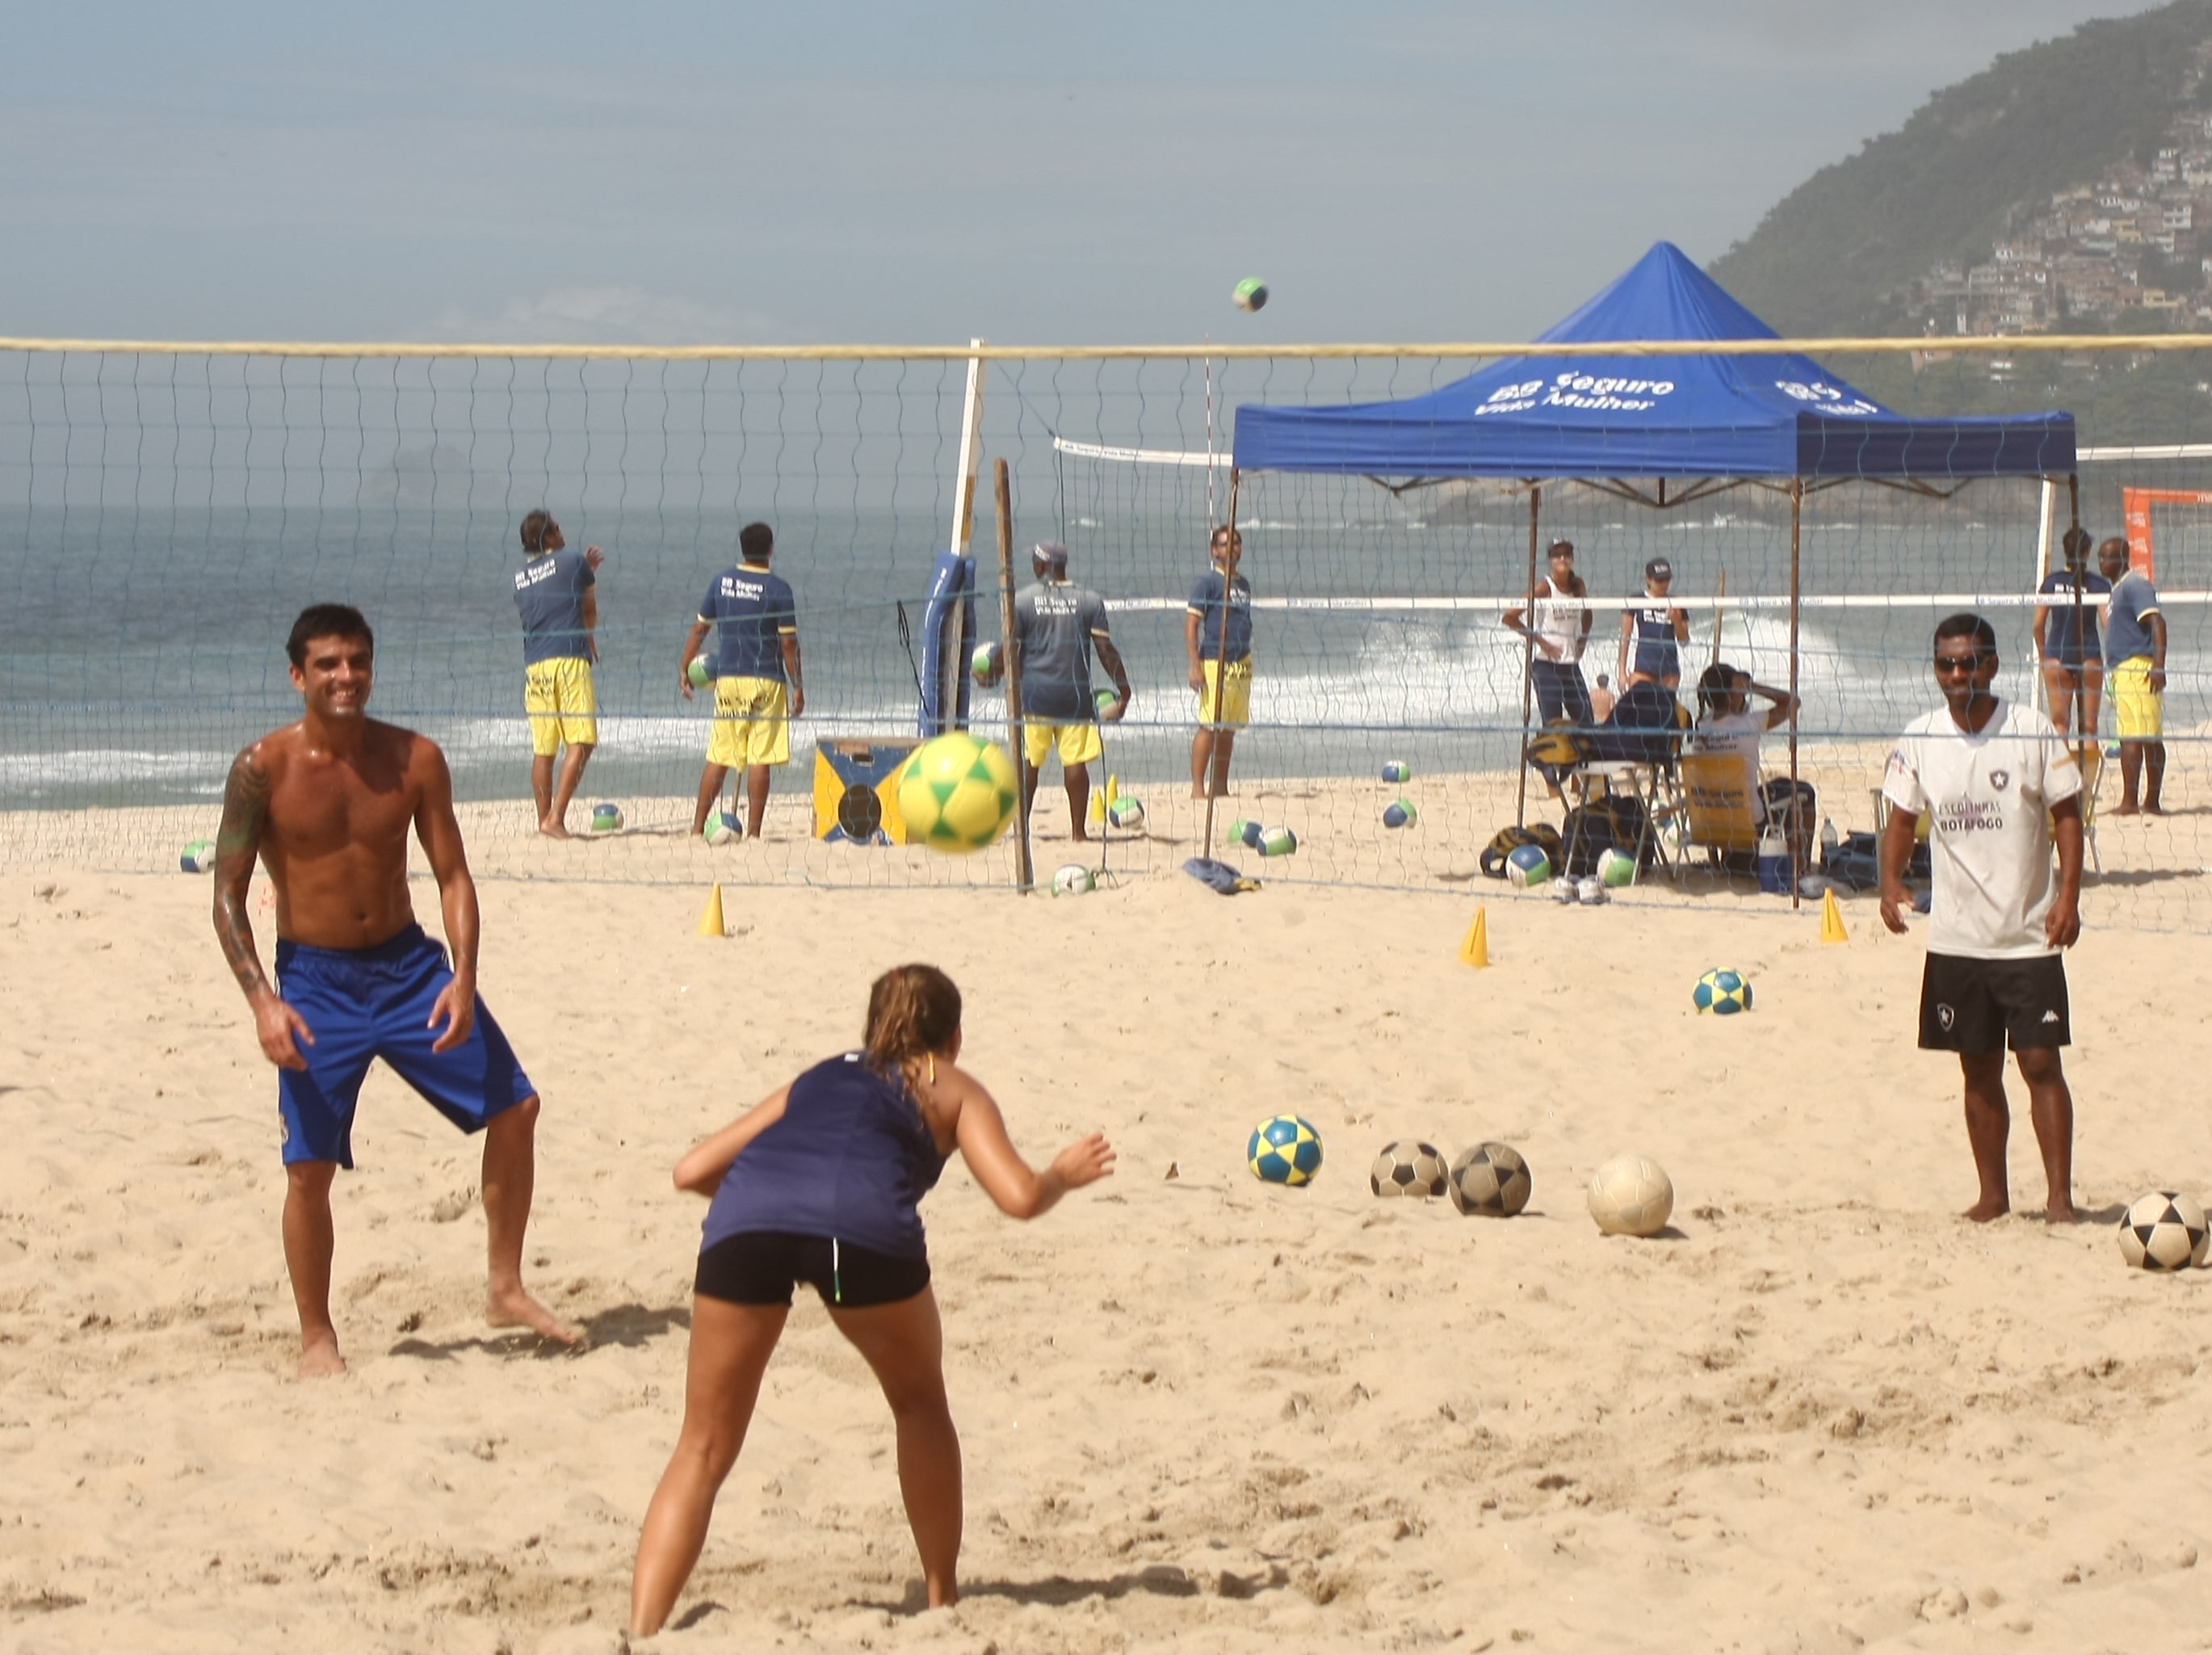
[{"left": 1712, "top": 0, "right": 2212, "bottom": 337}]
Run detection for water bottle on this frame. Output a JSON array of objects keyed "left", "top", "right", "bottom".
[
  {"left": 1756, "top": 825, "right": 1791, "bottom": 895},
  {"left": 1820, "top": 816, "right": 1840, "bottom": 868}
]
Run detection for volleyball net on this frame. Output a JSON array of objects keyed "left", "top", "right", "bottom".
[{"left": 0, "top": 341, "right": 2205, "bottom": 926}]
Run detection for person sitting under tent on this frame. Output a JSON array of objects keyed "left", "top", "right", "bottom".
[{"left": 1690, "top": 662, "right": 1812, "bottom": 866}]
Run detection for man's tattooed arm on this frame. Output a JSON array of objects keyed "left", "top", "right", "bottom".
[{"left": 213, "top": 746, "right": 274, "bottom": 1000}]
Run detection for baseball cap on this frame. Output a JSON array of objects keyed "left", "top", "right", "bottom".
[
  {"left": 1547, "top": 538, "right": 1575, "bottom": 556},
  {"left": 1645, "top": 557, "right": 1673, "bottom": 581},
  {"left": 1030, "top": 540, "right": 1068, "bottom": 569}
]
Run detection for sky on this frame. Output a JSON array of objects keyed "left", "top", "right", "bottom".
[{"left": 0, "top": 1, "right": 2166, "bottom": 347}]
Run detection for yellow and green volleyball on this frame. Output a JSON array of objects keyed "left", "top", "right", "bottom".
[
  {"left": 896, "top": 733, "right": 1018, "bottom": 854},
  {"left": 1248, "top": 1114, "right": 1324, "bottom": 1186}
]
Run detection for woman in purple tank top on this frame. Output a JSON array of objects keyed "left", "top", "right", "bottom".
[{"left": 631, "top": 964, "right": 1117, "bottom": 1636}]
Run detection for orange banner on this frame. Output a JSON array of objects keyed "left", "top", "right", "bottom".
[{"left": 2120, "top": 485, "right": 2212, "bottom": 580}]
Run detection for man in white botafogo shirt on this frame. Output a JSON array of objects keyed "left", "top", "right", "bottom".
[{"left": 1879, "top": 613, "right": 2085, "bottom": 1224}]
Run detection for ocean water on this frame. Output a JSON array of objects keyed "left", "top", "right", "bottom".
[{"left": 2, "top": 502, "right": 2201, "bottom": 813}]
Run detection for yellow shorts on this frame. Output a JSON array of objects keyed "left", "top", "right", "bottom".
[
  {"left": 523, "top": 657, "right": 597, "bottom": 755},
  {"left": 2110, "top": 656, "right": 2163, "bottom": 741},
  {"left": 708, "top": 675, "right": 791, "bottom": 767},
  {"left": 1197, "top": 657, "right": 1253, "bottom": 729},
  {"left": 1024, "top": 719, "right": 1103, "bottom": 770}
]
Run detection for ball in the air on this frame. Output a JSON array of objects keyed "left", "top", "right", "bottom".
[
  {"left": 971, "top": 641, "right": 1001, "bottom": 683},
  {"left": 1448, "top": 1142, "right": 1532, "bottom": 1217},
  {"left": 1370, "top": 1140, "right": 1449, "bottom": 1199},
  {"left": 703, "top": 809, "right": 741, "bottom": 846},
  {"left": 686, "top": 655, "right": 714, "bottom": 691},
  {"left": 2118, "top": 1191, "right": 2210, "bottom": 1272},
  {"left": 1233, "top": 277, "right": 1270, "bottom": 313},
  {"left": 1249, "top": 1115, "right": 1324, "bottom": 1186},
  {"left": 180, "top": 838, "right": 216, "bottom": 874},
  {"left": 1051, "top": 863, "right": 1094, "bottom": 897},
  {"left": 1107, "top": 797, "right": 1145, "bottom": 830},
  {"left": 1597, "top": 846, "right": 1637, "bottom": 888},
  {"left": 1588, "top": 1154, "right": 1674, "bottom": 1237},
  {"left": 896, "top": 733, "right": 1018, "bottom": 855},
  {"left": 1505, "top": 843, "right": 1550, "bottom": 888},
  {"left": 1229, "top": 817, "right": 1263, "bottom": 850},
  {"left": 1259, "top": 825, "right": 1299, "bottom": 857},
  {"left": 1383, "top": 799, "right": 1417, "bottom": 830},
  {"left": 590, "top": 801, "right": 624, "bottom": 834},
  {"left": 1381, "top": 759, "right": 1412, "bottom": 784},
  {"left": 1693, "top": 968, "right": 1753, "bottom": 1015}
]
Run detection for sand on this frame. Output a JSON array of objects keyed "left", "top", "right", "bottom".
[{"left": 4, "top": 826, "right": 2211, "bottom": 1653}]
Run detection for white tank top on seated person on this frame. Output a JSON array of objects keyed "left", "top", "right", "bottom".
[
  {"left": 1880, "top": 698, "right": 2082, "bottom": 959},
  {"left": 1535, "top": 576, "right": 1586, "bottom": 663}
]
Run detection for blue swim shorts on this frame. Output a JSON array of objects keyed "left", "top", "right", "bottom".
[{"left": 273, "top": 924, "right": 535, "bottom": 1168}]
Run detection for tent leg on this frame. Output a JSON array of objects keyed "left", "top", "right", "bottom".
[
  {"left": 1513, "top": 483, "right": 1540, "bottom": 830},
  {"left": 1787, "top": 477, "right": 1803, "bottom": 912}
]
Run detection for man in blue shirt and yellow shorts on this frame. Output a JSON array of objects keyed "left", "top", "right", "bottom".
[
  {"left": 512, "top": 509, "right": 602, "bottom": 838},
  {"left": 682, "top": 523, "right": 804, "bottom": 838},
  {"left": 1186, "top": 526, "right": 1253, "bottom": 799},
  {"left": 985, "top": 540, "right": 1131, "bottom": 842},
  {"left": 2098, "top": 536, "right": 2168, "bottom": 815}
]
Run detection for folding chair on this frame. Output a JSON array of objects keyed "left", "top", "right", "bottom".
[{"left": 1677, "top": 750, "right": 1762, "bottom": 868}]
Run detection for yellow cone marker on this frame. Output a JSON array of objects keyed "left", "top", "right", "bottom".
[
  {"left": 1820, "top": 887, "right": 1848, "bottom": 944},
  {"left": 697, "top": 882, "right": 728, "bottom": 938},
  {"left": 1459, "top": 905, "right": 1490, "bottom": 968}
]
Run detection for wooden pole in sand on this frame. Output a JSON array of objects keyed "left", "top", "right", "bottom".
[
  {"left": 1786, "top": 477, "right": 1803, "bottom": 911},
  {"left": 1513, "top": 484, "right": 1540, "bottom": 829},
  {"left": 2065, "top": 472, "right": 2090, "bottom": 772},
  {"left": 994, "top": 459, "right": 1034, "bottom": 894},
  {"left": 1706, "top": 567, "right": 1727, "bottom": 672},
  {"left": 1200, "top": 469, "right": 1241, "bottom": 857}
]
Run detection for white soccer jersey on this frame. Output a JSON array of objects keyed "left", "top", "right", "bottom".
[{"left": 1882, "top": 698, "right": 2083, "bottom": 959}]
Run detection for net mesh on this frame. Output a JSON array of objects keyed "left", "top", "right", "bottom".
[{"left": 0, "top": 346, "right": 2202, "bottom": 927}]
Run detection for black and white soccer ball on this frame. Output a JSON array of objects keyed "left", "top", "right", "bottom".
[
  {"left": 2117, "top": 1191, "right": 2209, "bottom": 1272},
  {"left": 1448, "top": 1142, "right": 1533, "bottom": 1217},
  {"left": 1370, "top": 1140, "right": 1449, "bottom": 1199}
]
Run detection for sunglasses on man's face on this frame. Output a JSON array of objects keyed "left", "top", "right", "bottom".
[{"left": 1933, "top": 653, "right": 1990, "bottom": 674}]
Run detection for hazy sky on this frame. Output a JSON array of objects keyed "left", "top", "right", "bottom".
[{"left": 0, "top": 2, "right": 2160, "bottom": 347}]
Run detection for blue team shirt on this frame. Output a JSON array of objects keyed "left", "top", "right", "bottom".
[
  {"left": 1626, "top": 603, "right": 1681, "bottom": 680},
  {"left": 1186, "top": 569, "right": 1253, "bottom": 662},
  {"left": 2037, "top": 569, "right": 2109, "bottom": 666},
  {"left": 700, "top": 1052, "right": 947, "bottom": 1260},
  {"left": 512, "top": 548, "right": 594, "bottom": 666},
  {"left": 2104, "top": 569, "right": 2161, "bottom": 666},
  {"left": 699, "top": 563, "right": 798, "bottom": 681}
]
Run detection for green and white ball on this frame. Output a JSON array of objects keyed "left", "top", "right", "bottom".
[
  {"left": 703, "top": 809, "right": 741, "bottom": 846},
  {"left": 1381, "top": 759, "right": 1412, "bottom": 784},
  {"left": 1259, "top": 825, "right": 1299, "bottom": 857},
  {"left": 1597, "top": 846, "right": 1637, "bottom": 888},
  {"left": 971, "top": 641, "right": 1001, "bottom": 683},
  {"left": 686, "top": 655, "right": 713, "bottom": 690},
  {"left": 1107, "top": 797, "right": 1145, "bottom": 830},
  {"left": 896, "top": 733, "right": 1018, "bottom": 855},
  {"left": 1228, "top": 817, "right": 1262, "bottom": 850},
  {"left": 1383, "top": 799, "right": 1417, "bottom": 829},
  {"left": 1233, "top": 277, "right": 1270, "bottom": 313},
  {"left": 590, "top": 802, "right": 624, "bottom": 834},
  {"left": 180, "top": 839, "right": 216, "bottom": 874},
  {"left": 1051, "top": 863, "right": 1094, "bottom": 897},
  {"left": 1505, "top": 843, "right": 1551, "bottom": 888}
]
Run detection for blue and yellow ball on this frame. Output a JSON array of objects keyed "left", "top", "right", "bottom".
[
  {"left": 1693, "top": 968, "right": 1753, "bottom": 1015},
  {"left": 896, "top": 733, "right": 1018, "bottom": 854},
  {"left": 1248, "top": 1115, "right": 1323, "bottom": 1186}
]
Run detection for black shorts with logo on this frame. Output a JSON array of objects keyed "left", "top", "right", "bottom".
[
  {"left": 1918, "top": 952, "right": 2070, "bottom": 1055},
  {"left": 695, "top": 1230, "right": 931, "bottom": 1309}
]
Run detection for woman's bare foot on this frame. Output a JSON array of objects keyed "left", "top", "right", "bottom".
[
  {"left": 1962, "top": 1197, "right": 2009, "bottom": 1223},
  {"left": 488, "top": 1284, "right": 582, "bottom": 1346},
  {"left": 298, "top": 1334, "right": 348, "bottom": 1378},
  {"left": 538, "top": 819, "right": 572, "bottom": 839}
]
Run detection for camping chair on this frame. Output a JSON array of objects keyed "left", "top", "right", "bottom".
[{"left": 1677, "top": 750, "right": 1762, "bottom": 868}]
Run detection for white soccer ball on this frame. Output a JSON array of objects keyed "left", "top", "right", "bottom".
[
  {"left": 1051, "top": 863, "right": 1095, "bottom": 897},
  {"left": 2118, "top": 1191, "right": 2210, "bottom": 1272},
  {"left": 1588, "top": 1154, "right": 1674, "bottom": 1237}
]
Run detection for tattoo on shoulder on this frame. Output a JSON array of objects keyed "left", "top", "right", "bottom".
[{"left": 213, "top": 748, "right": 274, "bottom": 995}]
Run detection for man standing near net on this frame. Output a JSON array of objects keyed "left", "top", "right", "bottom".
[
  {"left": 682, "top": 523, "right": 804, "bottom": 839},
  {"left": 212, "top": 603, "right": 577, "bottom": 1376},
  {"left": 2097, "top": 535, "right": 2167, "bottom": 816},
  {"left": 513, "top": 510, "right": 604, "bottom": 838},
  {"left": 988, "top": 539, "right": 1129, "bottom": 841},
  {"left": 1186, "top": 525, "right": 1252, "bottom": 799},
  {"left": 1879, "top": 613, "right": 2083, "bottom": 1224}
]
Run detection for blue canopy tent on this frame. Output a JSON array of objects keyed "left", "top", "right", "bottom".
[{"left": 1228, "top": 242, "right": 2081, "bottom": 857}]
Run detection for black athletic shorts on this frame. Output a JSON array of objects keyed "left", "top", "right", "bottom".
[
  {"left": 1918, "top": 952, "right": 2070, "bottom": 1056},
  {"left": 695, "top": 1230, "right": 930, "bottom": 1309}
]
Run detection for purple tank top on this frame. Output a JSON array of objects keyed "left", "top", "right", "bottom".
[{"left": 701, "top": 1052, "right": 947, "bottom": 1259}]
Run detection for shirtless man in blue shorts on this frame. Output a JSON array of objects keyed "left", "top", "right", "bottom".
[{"left": 213, "top": 603, "right": 578, "bottom": 1376}]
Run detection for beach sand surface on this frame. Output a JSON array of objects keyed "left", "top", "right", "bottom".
[{"left": 3, "top": 850, "right": 2210, "bottom": 1653}]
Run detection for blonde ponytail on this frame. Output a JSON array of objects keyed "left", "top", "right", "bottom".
[{"left": 863, "top": 964, "right": 962, "bottom": 1081}]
